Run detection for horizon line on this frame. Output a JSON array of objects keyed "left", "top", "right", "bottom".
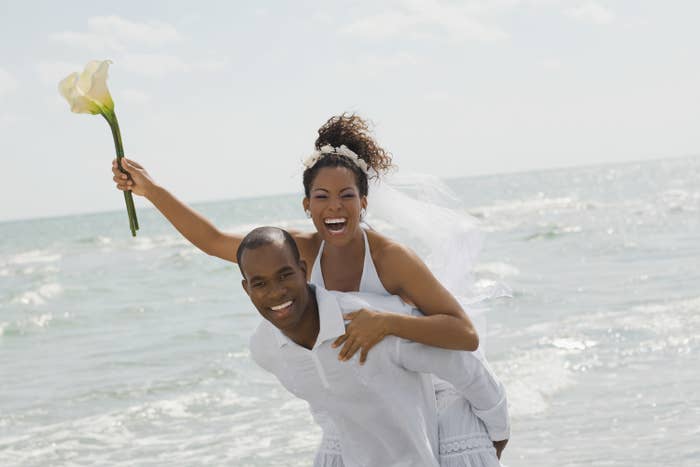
[{"left": 2, "top": 152, "right": 697, "bottom": 225}]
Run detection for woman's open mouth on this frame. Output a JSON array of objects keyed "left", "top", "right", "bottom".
[{"left": 324, "top": 217, "right": 347, "bottom": 236}]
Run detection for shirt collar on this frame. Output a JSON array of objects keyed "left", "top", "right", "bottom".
[
  {"left": 272, "top": 325, "right": 292, "bottom": 348},
  {"left": 270, "top": 285, "right": 346, "bottom": 349},
  {"left": 313, "top": 285, "right": 347, "bottom": 348}
]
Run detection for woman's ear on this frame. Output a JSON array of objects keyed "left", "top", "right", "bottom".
[
  {"left": 302, "top": 197, "right": 310, "bottom": 212},
  {"left": 361, "top": 196, "right": 368, "bottom": 210}
]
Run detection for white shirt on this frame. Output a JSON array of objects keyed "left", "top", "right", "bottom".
[{"left": 249, "top": 286, "right": 509, "bottom": 467}]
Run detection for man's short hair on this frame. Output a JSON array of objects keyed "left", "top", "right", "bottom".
[{"left": 236, "top": 227, "right": 301, "bottom": 273}]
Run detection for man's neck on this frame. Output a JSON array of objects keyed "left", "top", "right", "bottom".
[{"left": 283, "top": 285, "right": 320, "bottom": 350}]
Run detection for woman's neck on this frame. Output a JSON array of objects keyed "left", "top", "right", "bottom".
[
  {"left": 322, "top": 227, "right": 364, "bottom": 260},
  {"left": 319, "top": 228, "right": 366, "bottom": 292}
]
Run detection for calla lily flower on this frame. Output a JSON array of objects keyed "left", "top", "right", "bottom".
[
  {"left": 59, "top": 60, "right": 115, "bottom": 116},
  {"left": 59, "top": 60, "right": 139, "bottom": 236}
]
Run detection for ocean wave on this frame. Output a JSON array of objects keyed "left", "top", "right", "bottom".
[
  {"left": 658, "top": 189, "right": 700, "bottom": 213},
  {"left": 164, "top": 246, "right": 202, "bottom": 265},
  {"left": 525, "top": 224, "right": 583, "bottom": 241},
  {"left": 470, "top": 279, "right": 513, "bottom": 301},
  {"left": 75, "top": 235, "right": 113, "bottom": 245},
  {"left": 539, "top": 336, "right": 598, "bottom": 352},
  {"left": 0, "top": 386, "right": 314, "bottom": 466},
  {"left": 129, "top": 235, "right": 191, "bottom": 251},
  {"left": 11, "top": 283, "right": 63, "bottom": 306},
  {"left": 632, "top": 296, "right": 700, "bottom": 314},
  {"left": 474, "top": 262, "right": 520, "bottom": 277},
  {"left": 517, "top": 297, "right": 700, "bottom": 373},
  {"left": 0, "top": 250, "right": 62, "bottom": 278},
  {"left": 30, "top": 313, "right": 53, "bottom": 328},
  {"left": 495, "top": 347, "right": 576, "bottom": 418},
  {"left": 624, "top": 297, "right": 700, "bottom": 337},
  {"left": 470, "top": 194, "right": 597, "bottom": 232},
  {"left": 227, "top": 349, "right": 251, "bottom": 359},
  {"left": 0, "top": 311, "right": 73, "bottom": 337},
  {"left": 2, "top": 250, "right": 61, "bottom": 266},
  {"left": 472, "top": 195, "right": 595, "bottom": 218},
  {"left": 1, "top": 265, "right": 60, "bottom": 277},
  {"left": 570, "top": 296, "right": 700, "bottom": 339}
]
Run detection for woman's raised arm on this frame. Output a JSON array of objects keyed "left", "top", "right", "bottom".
[{"left": 112, "top": 158, "right": 241, "bottom": 262}]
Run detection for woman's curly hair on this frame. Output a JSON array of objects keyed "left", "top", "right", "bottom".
[{"left": 303, "top": 113, "right": 393, "bottom": 197}]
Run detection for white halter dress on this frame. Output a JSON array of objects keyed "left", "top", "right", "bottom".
[{"left": 309, "top": 229, "right": 501, "bottom": 467}]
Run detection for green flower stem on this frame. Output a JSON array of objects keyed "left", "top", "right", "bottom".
[{"left": 102, "top": 111, "right": 139, "bottom": 236}]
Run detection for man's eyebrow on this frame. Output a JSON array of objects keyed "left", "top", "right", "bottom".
[{"left": 248, "top": 265, "right": 294, "bottom": 282}]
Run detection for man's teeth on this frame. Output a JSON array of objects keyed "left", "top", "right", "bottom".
[
  {"left": 271, "top": 300, "right": 293, "bottom": 311},
  {"left": 324, "top": 218, "right": 347, "bottom": 224}
]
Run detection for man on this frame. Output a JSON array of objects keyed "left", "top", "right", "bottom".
[{"left": 239, "top": 227, "right": 509, "bottom": 467}]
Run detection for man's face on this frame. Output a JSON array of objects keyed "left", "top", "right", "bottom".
[{"left": 240, "top": 241, "right": 310, "bottom": 332}]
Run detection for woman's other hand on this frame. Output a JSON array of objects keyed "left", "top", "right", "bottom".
[
  {"left": 492, "top": 439, "right": 508, "bottom": 459},
  {"left": 333, "top": 309, "right": 391, "bottom": 364},
  {"left": 112, "top": 158, "right": 154, "bottom": 197}
]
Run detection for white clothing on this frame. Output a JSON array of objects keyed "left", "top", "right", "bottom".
[
  {"left": 310, "top": 230, "right": 504, "bottom": 466},
  {"left": 249, "top": 287, "right": 510, "bottom": 467},
  {"left": 310, "top": 229, "right": 389, "bottom": 296}
]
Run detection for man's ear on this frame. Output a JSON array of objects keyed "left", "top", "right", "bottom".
[
  {"left": 298, "top": 259, "right": 308, "bottom": 278},
  {"left": 241, "top": 279, "right": 250, "bottom": 296},
  {"left": 302, "top": 197, "right": 310, "bottom": 212}
]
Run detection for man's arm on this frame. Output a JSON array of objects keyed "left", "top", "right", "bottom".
[{"left": 396, "top": 340, "right": 510, "bottom": 443}]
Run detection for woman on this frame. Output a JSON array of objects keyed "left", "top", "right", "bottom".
[{"left": 112, "top": 114, "right": 505, "bottom": 464}]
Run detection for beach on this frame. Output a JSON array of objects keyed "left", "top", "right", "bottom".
[{"left": 1, "top": 155, "right": 698, "bottom": 466}]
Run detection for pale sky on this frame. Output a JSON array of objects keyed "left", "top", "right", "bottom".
[{"left": 1, "top": 0, "right": 699, "bottom": 222}]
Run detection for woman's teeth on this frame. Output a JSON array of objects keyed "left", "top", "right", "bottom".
[
  {"left": 324, "top": 217, "right": 347, "bottom": 224},
  {"left": 271, "top": 300, "right": 293, "bottom": 311},
  {"left": 324, "top": 218, "right": 347, "bottom": 233}
]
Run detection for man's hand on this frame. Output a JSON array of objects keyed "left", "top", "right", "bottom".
[
  {"left": 332, "top": 309, "right": 390, "bottom": 364},
  {"left": 493, "top": 439, "right": 508, "bottom": 459}
]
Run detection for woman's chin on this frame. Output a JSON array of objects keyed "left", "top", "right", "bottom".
[{"left": 322, "top": 223, "right": 362, "bottom": 245}]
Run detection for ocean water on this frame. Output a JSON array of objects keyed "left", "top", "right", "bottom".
[{"left": 1, "top": 156, "right": 698, "bottom": 466}]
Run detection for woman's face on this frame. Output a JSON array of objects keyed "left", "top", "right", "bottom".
[{"left": 303, "top": 166, "right": 367, "bottom": 245}]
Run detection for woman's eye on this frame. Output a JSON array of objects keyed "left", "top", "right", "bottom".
[
  {"left": 342, "top": 193, "right": 356, "bottom": 199},
  {"left": 314, "top": 195, "right": 328, "bottom": 200}
]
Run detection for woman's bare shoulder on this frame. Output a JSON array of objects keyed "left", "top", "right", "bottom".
[
  {"left": 367, "top": 228, "right": 413, "bottom": 252},
  {"left": 290, "top": 230, "right": 322, "bottom": 262},
  {"left": 366, "top": 230, "right": 418, "bottom": 271}
]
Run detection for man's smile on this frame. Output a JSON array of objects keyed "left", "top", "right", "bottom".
[{"left": 269, "top": 300, "right": 294, "bottom": 318}]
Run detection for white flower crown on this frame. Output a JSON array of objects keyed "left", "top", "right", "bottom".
[{"left": 302, "top": 144, "right": 369, "bottom": 174}]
